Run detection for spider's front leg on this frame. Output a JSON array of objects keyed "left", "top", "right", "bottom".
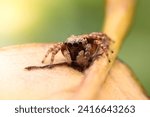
[
  {"left": 41, "top": 43, "right": 63, "bottom": 64},
  {"left": 25, "top": 43, "right": 64, "bottom": 70}
]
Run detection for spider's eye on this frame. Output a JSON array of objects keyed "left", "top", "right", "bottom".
[
  {"left": 79, "top": 42, "right": 82, "bottom": 45},
  {"left": 73, "top": 43, "right": 78, "bottom": 47},
  {"left": 68, "top": 43, "right": 72, "bottom": 47}
]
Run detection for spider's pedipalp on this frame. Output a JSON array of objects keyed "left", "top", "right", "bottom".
[
  {"left": 62, "top": 50, "right": 72, "bottom": 64},
  {"left": 84, "top": 43, "right": 92, "bottom": 58}
]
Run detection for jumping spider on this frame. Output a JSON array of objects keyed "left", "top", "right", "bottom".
[{"left": 25, "top": 32, "right": 113, "bottom": 71}]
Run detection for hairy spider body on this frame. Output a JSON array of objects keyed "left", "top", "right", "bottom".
[{"left": 25, "top": 32, "right": 113, "bottom": 71}]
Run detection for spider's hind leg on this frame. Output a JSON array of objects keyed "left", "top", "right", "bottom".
[{"left": 103, "top": 48, "right": 115, "bottom": 63}]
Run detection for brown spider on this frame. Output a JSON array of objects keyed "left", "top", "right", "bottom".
[{"left": 25, "top": 32, "right": 113, "bottom": 71}]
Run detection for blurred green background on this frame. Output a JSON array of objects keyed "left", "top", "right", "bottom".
[{"left": 0, "top": 0, "right": 149, "bottom": 95}]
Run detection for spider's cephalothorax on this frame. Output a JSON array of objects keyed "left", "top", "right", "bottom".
[{"left": 25, "top": 32, "right": 113, "bottom": 71}]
